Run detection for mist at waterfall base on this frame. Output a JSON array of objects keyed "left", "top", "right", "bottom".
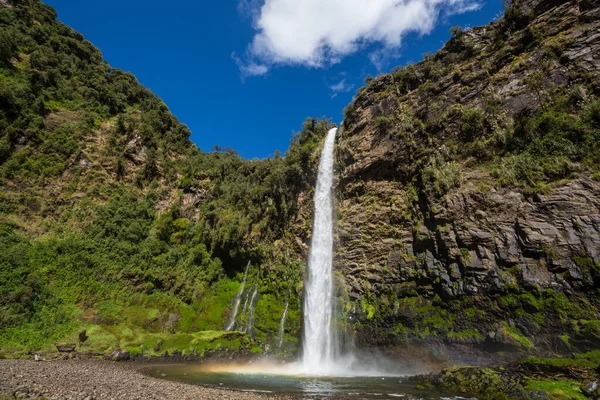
[{"left": 147, "top": 128, "right": 442, "bottom": 397}]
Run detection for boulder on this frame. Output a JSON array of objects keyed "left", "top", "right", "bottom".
[
  {"left": 55, "top": 344, "right": 76, "bottom": 353},
  {"left": 110, "top": 350, "right": 130, "bottom": 361}
]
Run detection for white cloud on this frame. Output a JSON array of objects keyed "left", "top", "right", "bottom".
[
  {"left": 238, "top": 0, "right": 262, "bottom": 22},
  {"left": 328, "top": 78, "right": 355, "bottom": 98},
  {"left": 242, "top": 63, "right": 269, "bottom": 76},
  {"left": 232, "top": 53, "right": 269, "bottom": 80},
  {"left": 237, "top": 0, "right": 481, "bottom": 74}
]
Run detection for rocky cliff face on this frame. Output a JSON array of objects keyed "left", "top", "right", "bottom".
[{"left": 335, "top": 0, "right": 600, "bottom": 360}]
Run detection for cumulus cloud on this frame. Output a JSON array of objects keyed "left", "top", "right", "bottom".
[{"left": 237, "top": 0, "right": 480, "bottom": 74}]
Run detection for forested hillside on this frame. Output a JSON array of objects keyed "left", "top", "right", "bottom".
[{"left": 0, "top": 0, "right": 332, "bottom": 356}]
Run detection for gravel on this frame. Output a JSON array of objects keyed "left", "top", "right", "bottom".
[{"left": 0, "top": 359, "right": 295, "bottom": 400}]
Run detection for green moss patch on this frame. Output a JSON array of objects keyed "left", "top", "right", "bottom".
[
  {"left": 521, "top": 350, "right": 600, "bottom": 371},
  {"left": 526, "top": 379, "right": 587, "bottom": 400},
  {"left": 77, "top": 325, "right": 250, "bottom": 357},
  {"left": 446, "top": 329, "right": 482, "bottom": 342},
  {"left": 500, "top": 324, "right": 534, "bottom": 350}
]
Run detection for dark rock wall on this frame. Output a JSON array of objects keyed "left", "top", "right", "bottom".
[{"left": 334, "top": 0, "right": 600, "bottom": 359}]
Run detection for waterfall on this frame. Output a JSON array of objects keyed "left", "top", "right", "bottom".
[
  {"left": 302, "top": 127, "right": 337, "bottom": 373},
  {"left": 241, "top": 285, "right": 251, "bottom": 317},
  {"left": 278, "top": 300, "right": 289, "bottom": 348},
  {"left": 226, "top": 261, "right": 251, "bottom": 331},
  {"left": 245, "top": 284, "right": 259, "bottom": 338}
]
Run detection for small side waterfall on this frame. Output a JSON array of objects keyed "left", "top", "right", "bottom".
[
  {"left": 241, "top": 286, "right": 251, "bottom": 316},
  {"left": 245, "top": 284, "right": 259, "bottom": 338},
  {"left": 302, "top": 127, "right": 337, "bottom": 373},
  {"left": 226, "top": 261, "right": 251, "bottom": 331},
  {"left": 278, "top": 300, "right": 289, "bottom": 348}
]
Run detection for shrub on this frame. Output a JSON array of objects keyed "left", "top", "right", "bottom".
[
  {"left": 423, "top": 160, "right": 462, "bottom": 196},
  {"left": 519, "top": 27, "right": 543, "bottom": 50},
  {"left": 583, "top": 100, "right": 600, "bottom": 128},
  {"left": 0, "top": 27, "right": 17, "bottom": 63},
  {"left": 343, "top": 105, "right": 358, "bottom": 127},
  {"left": 461, "top": 108, "right": 485, "bottom": 141},
  {"left": 449, "top": 26, "right": 464, "bottom": 38},
  {"left": 391, "top": 64, "right": 418, "bottom": 95},
  {"left": 0, "top": 134, "right": 10, "bottom": 163},
  {"left": 491, "top": 153, "right": 575, "bottom": 188},
  {"left": 375, "top": 116, "right": 392, "bottom": 132},
  {"left": 503, "top": 3, "right": 533, "bottom": 33}
]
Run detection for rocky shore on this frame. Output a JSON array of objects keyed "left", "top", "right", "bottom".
[
  {"left": 0, "top": 360, "right": 292, "bottom": 400},
  {"left": 414, "top": 351, "right": 600, "bottom": 400}
]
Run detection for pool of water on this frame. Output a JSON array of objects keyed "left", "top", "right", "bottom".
[{"left": 143, "top": 363, "right": 471, "bottom": 400}]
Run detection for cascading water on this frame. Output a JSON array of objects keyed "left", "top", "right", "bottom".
[
  {"left": 278, "top": 300, "right": 289, "bottom": 348},
  {"left": 302, "top": 127, "right": 337, "bottom": 374},
  {"left": 226, "top": 261, "right": 251, "bottom": 331},
  {"left": 245, "top": 284, "right": 259, "bottom": 338},
  {"left": 241, "top": 286, "right": 251, "bottom": 317}
]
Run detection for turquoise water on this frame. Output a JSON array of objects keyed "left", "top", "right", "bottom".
[{"left": 144, "top": 364, "right": 468, "bottom": 400}]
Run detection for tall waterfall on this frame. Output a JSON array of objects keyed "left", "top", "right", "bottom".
[
  {"left": 302, "top": 127, "right": 337, "bottom": 373},
  {"left": 226, "top": 261, "right": 251, "bottom": 331}
]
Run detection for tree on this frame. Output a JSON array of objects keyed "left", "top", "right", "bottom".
[
  {"left": 525, "top": 70, "right": 546, "bottom": 110},
  {"left": 450, "top": 26, "right": 464, "bottom": 39},
  {"left": 0, "top": 28, "right": 17, "bottom": 63},
  {"left": 0, "top": 135, "right": 10, "bottom": 163},
  {"left": 141, "top": 148, "right": 159, "bottom": 182}
]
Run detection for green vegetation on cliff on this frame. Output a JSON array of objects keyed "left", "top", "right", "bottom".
[{"left": 0, "top": 0, "right": 334, "bottom": 356}]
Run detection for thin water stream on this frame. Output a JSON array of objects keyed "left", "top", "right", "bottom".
[
  {"left": 278, "top": 299, "right": 289, "bottom": 348},
  {"left": 226, "top": 261, "right": 251, "bottom": 331}
]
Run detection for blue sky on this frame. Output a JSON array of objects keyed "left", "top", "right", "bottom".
[{"left": 44, "top": 0, "right": 503, "bottom": 159}]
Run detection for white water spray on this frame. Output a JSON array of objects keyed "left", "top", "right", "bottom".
[
  {"left": 226, "top": 261, "right": 251, "bottom": 331},
  {"left": 302, "top": 127, "right": 337, "bottom": 373}
]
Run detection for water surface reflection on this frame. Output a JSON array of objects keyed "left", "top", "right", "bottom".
[{"left": 143, "top": 363, "right": 472, "bottom": 400}]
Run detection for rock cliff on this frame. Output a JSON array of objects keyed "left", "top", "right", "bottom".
[{"left": 335, "top": 0, "right": 600, "bottom": 360}]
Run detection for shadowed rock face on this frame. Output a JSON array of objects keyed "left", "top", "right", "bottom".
[
  {"left": 334, "top": 0, "right": 600, "bottom": 359},
  {"left": 390, "top": 178, "right": 600, "bottom": 296},
  {"left": 519, "top": 0, "right": 572, "bottom": 16}
]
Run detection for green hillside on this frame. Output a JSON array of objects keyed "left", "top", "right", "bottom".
[
  {"left": 0, "top": 0, "right": 331, "bottom": 357},
  {"left": 2, "top": 0, "right": 600, "bottom": 371}
]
